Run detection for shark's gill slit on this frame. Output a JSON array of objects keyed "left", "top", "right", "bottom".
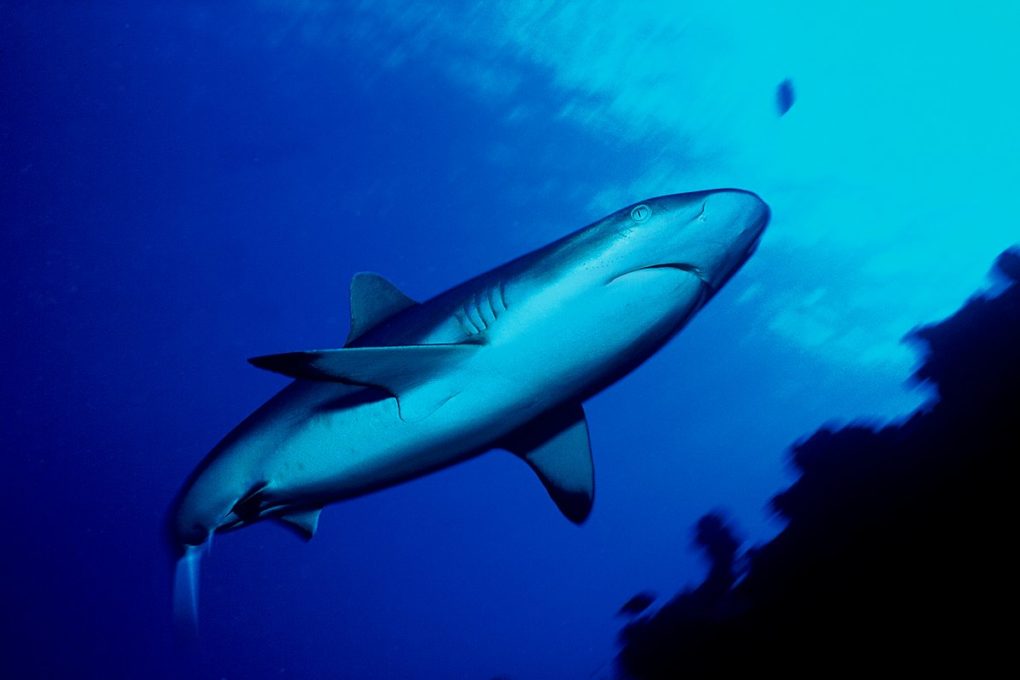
[
  {"left": 460, "top": 305, "right": 482, "bottom": 333},
  {"left": 474, "top": 292, "right": 490, "bottom": 328},
  {"left": 467, "top": 295, "right": 487, "bottom": 330},
  {"left": 486, "top": 286, "right": 500, "bottom": 321},
  {"left": 454, "top": 311, "right": 473, "bottom": 335},
  {"left": 498, "top": 281, "right": 508, "bottom": 311},
  {"left": 478, "top": 291, "right": 495, "bottom": 326}
]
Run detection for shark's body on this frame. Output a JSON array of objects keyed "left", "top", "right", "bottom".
[{"left": 170, "top": 189, "right": 769, "bottom": 622}]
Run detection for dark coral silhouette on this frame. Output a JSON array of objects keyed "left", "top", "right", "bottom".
[
  {"left": 691, "top": 513, "right": 740, "bottom": 598},
  {"left": 617, "top": 248, "right": 1020, "bottom": 679}
]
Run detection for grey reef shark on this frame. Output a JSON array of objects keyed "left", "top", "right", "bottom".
[{"left": 169, "top": 188, "right": 770, "bottom": 626}]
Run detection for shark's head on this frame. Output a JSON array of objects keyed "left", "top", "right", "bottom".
[{"left": 604, "top": 188, "right": 770, "bottom": 292}]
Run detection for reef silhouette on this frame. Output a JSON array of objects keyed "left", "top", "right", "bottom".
[{"left": 617, "top": 248, "right": 1020, "bottom": 678}]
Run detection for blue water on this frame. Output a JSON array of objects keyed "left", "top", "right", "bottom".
[{"left": 3, "top": 2, "right": 1018, "bottom": 678}]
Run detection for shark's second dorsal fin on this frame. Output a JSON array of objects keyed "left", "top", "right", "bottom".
[
  {"left": 501, "top": 402, "right": 594, "bottom": 524},
  {"left": 249, "top": 343, "right": 479, "bottom": 422},
  {"left": 346, "top": 272, "right": 418, "bottom": 345}
]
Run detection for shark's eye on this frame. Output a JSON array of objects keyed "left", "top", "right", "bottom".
[{"left": 630, "top": 204, "right": 651, "bottom": 223}]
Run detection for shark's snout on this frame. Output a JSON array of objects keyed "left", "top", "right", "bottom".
[
  {"left": 706, "top": 189, "right": 769, "bottom": 237},
  {"left": 695, "top": 189, "right": 770, "bottom": 287},
  {"left": 618, "top": 189, "right": 770, "bottom": 292}
]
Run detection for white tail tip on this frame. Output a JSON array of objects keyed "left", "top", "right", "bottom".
[{"left": 173, "top": 547, "right": 202, "bottom": 635}]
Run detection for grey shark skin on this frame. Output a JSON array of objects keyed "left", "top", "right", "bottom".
[{"left": 170, "top": 188, "right": 769, "bottom": 622}]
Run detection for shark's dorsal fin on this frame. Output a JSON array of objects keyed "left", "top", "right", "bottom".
[
  {"left": 249, "top": 344, "right": 478, "bottom": 422},
  {"left": 346, "top": 272, "right": 418, "bottom": 345},
  {"left": 501, "top": 402, "right": 594, "bottom": 524},
  {"left": 275, "top": 507, "right": 322, "bottom": 541}
]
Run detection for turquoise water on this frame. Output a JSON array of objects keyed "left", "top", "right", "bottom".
[{"left": 3, "top": 2, "right": 1018, "bottom": 678}]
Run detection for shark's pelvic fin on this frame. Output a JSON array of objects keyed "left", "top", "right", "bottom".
[
  {"left": 345, "top": 272, "right": 418, "bottom": 345},
  {"left": 275, "top": 507, "right": 323, "bottom": 541},
  {"left": 502, "top": 402, "right": 594, "bottom": 524},
  {"left": 249, "top": 344, "right": 478, "bottom": 422}
]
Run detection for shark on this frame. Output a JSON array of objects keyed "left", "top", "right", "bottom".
[{"left": 169, "top": 188, "right": 770, "bottom": 624}]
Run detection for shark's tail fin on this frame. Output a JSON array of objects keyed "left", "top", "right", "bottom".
[{"left": 173, "top": 545, "right": 203, "bottom": 635}]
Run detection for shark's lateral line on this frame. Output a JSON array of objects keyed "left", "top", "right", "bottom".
[{"left": 169, "top": 189, "right": 770, "bottom": 624}]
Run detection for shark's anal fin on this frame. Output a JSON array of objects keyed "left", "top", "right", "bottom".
[
  {"left": 275, "top": 507, "right": 323, "bottom": 541},
  {"left": 346, "top": 272, "right": 418, "bottom": 345},
  {"left": 249, "top": 344, "right": 479, "bottom": 422},
  {"left": 501, "top": 402, "right": 594, "bottom": 524}
]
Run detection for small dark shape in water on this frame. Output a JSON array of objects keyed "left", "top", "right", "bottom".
[
  {"left": 776, "top": 78, "right": 795, "bottom": 116},
  {"left": 617, "top": 592, "right": 657, "bottom": 617}
]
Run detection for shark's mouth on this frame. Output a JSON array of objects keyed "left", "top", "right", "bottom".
[
  {"left": 617, "top": 262, "right": 709, "bottom": 285},
  {"left": 607, "top": 261, "right": 708, "bottom": 287},
  {"left": 637, "top": 262, "right": 704, "bottom": 278}
]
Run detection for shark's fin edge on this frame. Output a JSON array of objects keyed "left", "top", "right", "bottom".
[{"left": 501, "top": 402, "right": 595, "bottom": 524}]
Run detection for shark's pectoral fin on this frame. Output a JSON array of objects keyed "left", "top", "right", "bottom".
[
  {"left": 345, "top": 272, "right": 418, "bottom": 345},
  {"left": 275, "top": 507, "right": 323, "bottom": 541},
  {"left": 501, "top": 402, "right": 594, "bottom": 524},
  {"left": 248, "top": 344, "right": 479, "bottom": 422}
]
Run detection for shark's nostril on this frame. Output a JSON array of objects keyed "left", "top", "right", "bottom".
[{"left": 694, "top": 201, "right": 707, "bottom": 222}]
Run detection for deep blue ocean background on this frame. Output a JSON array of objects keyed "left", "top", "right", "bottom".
[{"left": 3, "top": 2, "right": 1018, "bottom": 678}]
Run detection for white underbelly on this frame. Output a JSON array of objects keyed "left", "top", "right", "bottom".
[{"left": 264, "top": 382, "right": 525, "bottom": 503}]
